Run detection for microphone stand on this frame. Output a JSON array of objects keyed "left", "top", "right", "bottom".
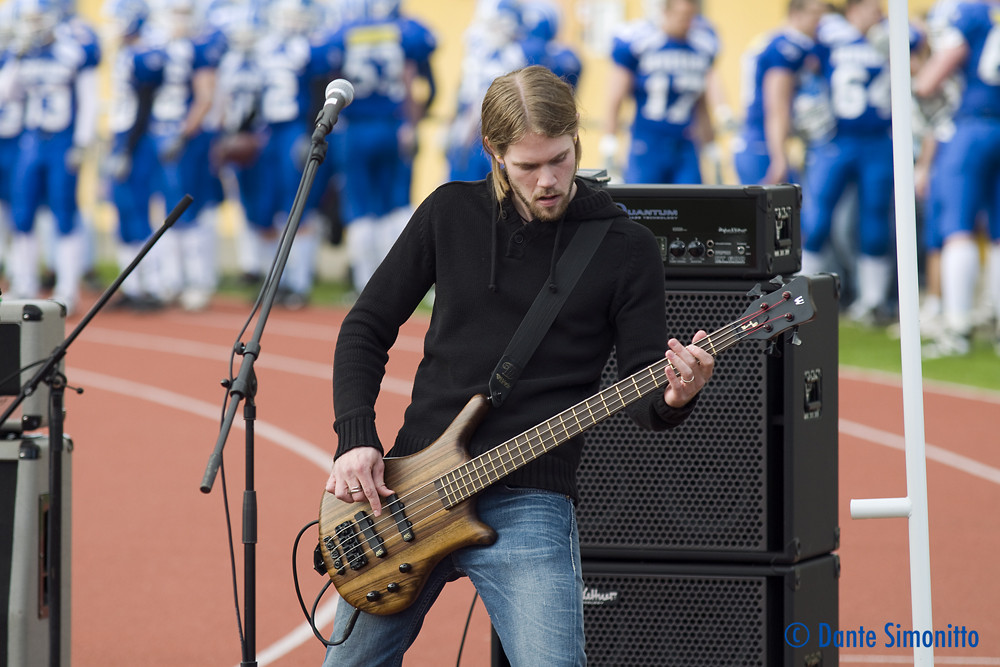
[
  {"left": 200, "top": 119, "right": 335, "bottom": 667},
  {"left": 0, "top": 195, "right": 192, "bottom": 667}
]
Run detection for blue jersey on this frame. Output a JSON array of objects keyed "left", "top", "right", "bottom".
[
  {"left": 109, "top": 43, "right": 165, "bottom": 152},
  {"left": 216, "top": 47, "right": 263, "bottom": 134},
  {"left": 0, "top": 50, "right": 23, "bottom": 141},
  {"left": 0, "top": 52, "right": 21, "bottom": 205},
  {"left": 11, "top": 22, "right": 101, "bottom": 138},
  {"left": 941, "top": 0, "right": 1000, "bottom": 118},
  {"left": 539, "top": 40, "right": 581, "bottom": 89},
  {"left": 255, "top": 30, "right": 336, "bottom": 127},
  {"left": 612, "top": 20, "right": 716, "bottom": 139},
  {"left": 149, "top": 28, "right": 226, "bottom": 138},
  {"left": 739, "top": 27, "right": 817, "bottom": 141},
  {"left": 815, "top": 16, "right": 903, "bottom": 134},
  {"left": 328, "top": 16, "right": 437, "bottom": 121}
]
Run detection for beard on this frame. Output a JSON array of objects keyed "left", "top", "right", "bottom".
[{"left": 509, "top": 178, "right": 573, "bottom": 222}]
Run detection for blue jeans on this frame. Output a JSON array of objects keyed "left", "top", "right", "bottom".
[{"left": 321, "top": 485, "right": 586, "bottom": 667}]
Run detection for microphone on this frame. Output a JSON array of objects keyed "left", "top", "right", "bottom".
[{"left": 313, "top": 79, "right": 355, "bottom": 139}]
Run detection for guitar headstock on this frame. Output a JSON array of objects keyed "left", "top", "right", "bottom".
[{"left": 737, "top": 275, "right": 817, "bottom": 341}]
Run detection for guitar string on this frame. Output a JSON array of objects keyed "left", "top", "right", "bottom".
[{"left": 325, "top": 297, "right": 798, "bottom": 569}]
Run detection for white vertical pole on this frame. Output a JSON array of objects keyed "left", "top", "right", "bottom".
[{"left": 848, "top": 1, "right": 935, "bottom": 665}]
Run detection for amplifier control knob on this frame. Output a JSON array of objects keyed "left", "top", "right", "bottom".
[
  {"left": 669, "top": 239, "right": 687, "bottom": 257},
  {"left": 687, "top": 239, "right": 706, "bottom": 258}
]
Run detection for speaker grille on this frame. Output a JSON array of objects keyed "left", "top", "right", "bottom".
[
  {"left": 579, "top": 287, "right": 774, "bottom": 555},
  {"left": 582, "top": 569, "right": 768, "bottom": 666}
]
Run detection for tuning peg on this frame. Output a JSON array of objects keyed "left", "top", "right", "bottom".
[
  {"left": 766, "top": 340, "right": 783, "bottom": 357},
  {"left": 746, "top": 283, "right": 764, "bottom": 297},
  {"left": 790, "top": 327, "right": 803, "bottom": 346},
  {"left": 769, "top": 275, "right": 786, "bottom": 287}
]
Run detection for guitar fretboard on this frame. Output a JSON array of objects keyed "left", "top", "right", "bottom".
[{"left": 434, "top": 308, "right": 771, "bottom": 509}]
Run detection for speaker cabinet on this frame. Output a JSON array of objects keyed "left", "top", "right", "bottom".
[
  {"left": 577, "top": 274, "right": 840, "bottom": 563},
  {"left": 0, "top": 434, "right": 72, "bottom": 667},
  {"left": 492, "top": 555, "right": 839, "bottom": 667}
]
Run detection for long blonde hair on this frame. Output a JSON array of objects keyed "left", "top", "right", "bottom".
[{"left": 480, "top": 66, "right": 581, "bottom": 202}]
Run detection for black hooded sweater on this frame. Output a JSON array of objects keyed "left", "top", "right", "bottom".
[{"left": 332, "top": 177, "right": 697, "bottom": 502}]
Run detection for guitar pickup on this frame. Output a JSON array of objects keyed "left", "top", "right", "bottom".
[
  {"left": 355, "top": 510, "right": 387, "bottom": 559},
  {"left": 335, "top": 521, "right": 369, "bottom": 570},
  {"left": 322, "top": 535, "right": 346, "bottom": 575},
  {"left": 386, "top": 494, "right": 414, "bottom": 542}
]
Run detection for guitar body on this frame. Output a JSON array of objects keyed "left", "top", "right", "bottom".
[{"left": 318, "top": 394, "right": 497, "bottom": 615}]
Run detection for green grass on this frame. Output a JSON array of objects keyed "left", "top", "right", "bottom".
[{"left": 838, "top": 319, "right": 1000, "bottom": 392}]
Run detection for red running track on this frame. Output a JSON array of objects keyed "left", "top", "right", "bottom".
[{"left": 46, "top": 295, "right": 1000, "bottom": 666}]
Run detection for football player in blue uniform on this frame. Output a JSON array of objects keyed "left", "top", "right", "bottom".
[
  {"left": 602, "top": 0, "right": 720, "bottom": 184},
  {"left": 601, "top": 0, "right": 718, "bottom": 183},
  {"left": 247, "top": 0, "right": 341, "bottom": 307},
  {"left": 445, "top": 0, "right": 546, "bottom": 182},
  {"left": 0, "top": 3, "right": 23, "bottom": 282},
  {"left": 1, "top": 0, "right": 101, "bottom": 314},
  {"left": 211, "top": 2, "right": 268, "bottom": 288},
  {"left": 799, "top": 0, "right": 923, "bottom": 324},
  {"left": 911, "top": 0, "right": 964, "bottom": 339},
  {"left": 732, "top": 0, "right": 827, "bottom": 186},
  {"left": 523, "top": 0, "right": 582, "bottom": 90},
  {"left": 326, "top": 0, "right": 437, "bottom": 294},
  {"left": 915, "top": 0, "right": 1000, "bottom": 356},
  {"left": 147, "top": 0, "right": 226, "bottom": 311},
  {"left": 103, "top": 0, "right": 169, "bottom": 310}
]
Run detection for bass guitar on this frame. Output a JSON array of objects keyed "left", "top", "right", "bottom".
[{"left": 318, "top": 275, "right": 817, "bottom": 615}]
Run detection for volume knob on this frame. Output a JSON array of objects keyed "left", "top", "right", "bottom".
[{"left": 687, "top": 239, "right": 706, "bottom": 258}]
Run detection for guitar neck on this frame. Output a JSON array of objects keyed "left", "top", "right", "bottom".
[{"left": 435, "top": 313, "right": 761, "bottom": 508}]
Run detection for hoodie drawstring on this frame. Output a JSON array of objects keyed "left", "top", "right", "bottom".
[
  {"left": 488, "top": 202, "right": 501, "bottom": 292},
  {"left": 547, "top": 218, "right": 564, "bottom": 292}
]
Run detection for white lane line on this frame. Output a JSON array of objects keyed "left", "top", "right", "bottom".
[
  {"left": 152, "top": 310, "right": 426, "bottom": 352},
  {"left": 67, "top": 368, "right": 334, "bottom": 470},
  {"left": 74, "top": 327, "right": 415, "bottom": 397},
  {"left": 66, "top": 367, "right": 339, "bottom": 666},
  {"left": 840, "top": 419, "right": 1000, "bottom": 486}
]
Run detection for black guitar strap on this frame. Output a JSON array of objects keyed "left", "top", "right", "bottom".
[{"left": 488, "top": 217, "right": 614, "bottom": 408}]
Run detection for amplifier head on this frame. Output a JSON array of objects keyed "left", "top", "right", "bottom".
[{"left": 604, "top": 184, "right": 802, "bottom": 279}]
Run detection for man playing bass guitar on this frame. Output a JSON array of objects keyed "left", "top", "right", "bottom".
[{"left": 322, "top": 64, "right": 714, "bottom": 666}]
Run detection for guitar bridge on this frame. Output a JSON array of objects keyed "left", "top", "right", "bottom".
[{"left": 335, "top": 520, "right": 369, "bottom": 570}]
